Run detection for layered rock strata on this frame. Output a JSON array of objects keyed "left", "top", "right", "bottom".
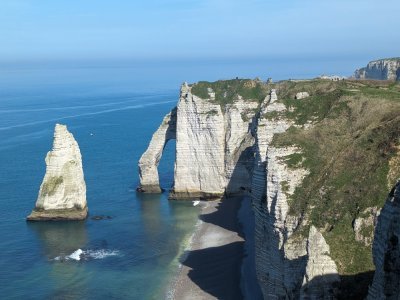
[
  {"left": 140, "top": 82, "right": 341, "bottom": 297},
  {"left": 355, "top": 58, "right": 400, "bottom": 81},
  {"left": 251, "top": 91, "right": 339, "bottom": 299},
  {"left": 367, "top": 180, "right": 400, "bottom": 299},
  {"left": 300, "top": 226, "right": 339, "bottom": 299},
  {"left": 27, "top": 124, "right": 87, "bottom": 221},
  {"left": 170, "top": 83, "right": 226, "bottom": 199},
  {"left": 139, "top": 82, "right": 258, "bottom": 199}
]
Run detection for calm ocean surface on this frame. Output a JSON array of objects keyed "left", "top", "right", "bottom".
[{"left": 0, "top": 67, "right": 201, "bottom": 299}]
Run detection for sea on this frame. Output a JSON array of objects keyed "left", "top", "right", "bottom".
[{"left": 0, "top": 58, "right": 360, "bottom": 299}]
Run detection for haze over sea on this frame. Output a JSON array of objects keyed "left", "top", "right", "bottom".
[{"left": 0, "top": 58, "right": 366, "bottom": 298}]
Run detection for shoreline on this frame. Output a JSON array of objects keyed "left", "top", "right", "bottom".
[{"left": 167, "top": 195, "right": 261, "bottom": 300}]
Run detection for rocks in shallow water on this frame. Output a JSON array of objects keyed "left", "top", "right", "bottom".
[
  {"left": 27, "top": 124, "right": 87, "bottom": 221},
  {"left": 91, "top": 215, "right": 112, "bottom": 221}
]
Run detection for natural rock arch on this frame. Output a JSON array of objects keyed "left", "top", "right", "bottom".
[{"left": 137, "top": 107, "right": 177, "bottom": 193}]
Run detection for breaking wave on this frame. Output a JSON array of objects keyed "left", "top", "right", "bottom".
[{"left": 53, "top": 248, "right": 120, "bottom": 261}]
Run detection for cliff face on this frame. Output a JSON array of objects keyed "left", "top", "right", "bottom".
[
  {"left": 139, "top": 81, "right": 259, "bottom": 199},
  {"left": 170, "top": 83, "right": 226, "bottom": 199},
  {"left": 355, "top": 58, "right": 400, "bottom": 81},
  {"left": 251, "top": 90, "right": 338, "bottom": 299},
  {"left": 27, "top": 124, "right": 87, "bottom": 221},
  {"left": 139, "top": 78, "right": 400, "bottom": 298},
  {"left": 367, "top": 180, "right": 400, "bottom": 299}
]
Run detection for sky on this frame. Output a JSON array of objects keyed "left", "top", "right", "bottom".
[{"left": 0, "top": 0, "right": 399, "bottom": 74}]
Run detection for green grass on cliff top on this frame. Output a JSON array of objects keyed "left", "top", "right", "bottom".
[
  {"left": 191, "top": 79, "right": 269, "bottom": 106},
  {"left": 271, "top": 79, "right": 400, "bottom": 277}
]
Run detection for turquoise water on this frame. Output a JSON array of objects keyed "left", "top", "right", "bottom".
[{"left": 0, "top": 67, "right": 200, "bottom": 299}]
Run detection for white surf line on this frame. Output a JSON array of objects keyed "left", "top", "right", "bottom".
[{"left": 0, "top": 100, "right": 176, "bottom": 131}]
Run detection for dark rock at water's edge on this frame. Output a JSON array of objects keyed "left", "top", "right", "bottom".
[
  {"left": 91, "top": 215, "right": 113, "bottom": 221},
  {"left": 168, "top": 190, "right": 224, "bottom": 201},
  {"left": 27, "top": 207, "right": 88, "bottom": 221},
  {"left": 136, "top": 186, "right": 165, "bottom": 193}
]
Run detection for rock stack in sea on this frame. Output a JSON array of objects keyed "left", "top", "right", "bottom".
[{"left": 27, "top": 124, "right": 88, "bottom": 221}]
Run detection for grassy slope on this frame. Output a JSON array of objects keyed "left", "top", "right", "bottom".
[{"left": 271, "top": 79, "right": 400, "bottom": 276}]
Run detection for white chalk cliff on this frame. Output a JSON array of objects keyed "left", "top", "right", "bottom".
[
  {"left": 251, "top": 90, "right": 338, "bottom": 299},
  {"left": 300, "top": 226, "right": 339, "bottom": 299},
  {"left": 139, "top": 84, "right": 340, "bottom": 298},
  {"left": 138, "top": 107, "right": 176, "bottom": 193},
  {"left": 27, "top": 124, "right": 87, "bottom": 221},
  {"left": 139, "top": 82, "right": 257, "bottom": 199},
  {"left": 355, "top": 58, "right": 400, "bottom": 81}
]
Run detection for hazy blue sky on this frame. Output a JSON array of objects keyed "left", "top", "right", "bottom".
[{"left": 1, "top": 0, "right": 399, "bottom": 64}]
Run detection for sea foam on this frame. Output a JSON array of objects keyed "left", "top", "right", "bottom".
[{"left": 53, "top": 249, "right": 120, "bottom": 262}]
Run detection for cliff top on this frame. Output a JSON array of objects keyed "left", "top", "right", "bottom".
[
  {"left": 190, "top": 79, "right": 269, "bottom": 106},
  {"left": 369, "top": 57, "right": 400, "bottom": 63}
]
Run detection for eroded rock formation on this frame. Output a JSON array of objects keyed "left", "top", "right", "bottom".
[
  {"left": 170, "top": 83, "right": 226, "bottom": 199},
  {"left": 139, "top": 79, "right": 400, "bottom": 299},
  {"left": 138, "top": 82, "right": 258, "bottom": 199},
  {"left": 367, "top": 180, "right": 400, "bottom": 299},
  {"left": 355, "top": 58, "right": 400, "bottom": 81},
  {"left": 138, "top": 107, "right": 177, "bottom": 193},
  {"left": 27, "top": 124, "right": 87, "bottom": 221}
]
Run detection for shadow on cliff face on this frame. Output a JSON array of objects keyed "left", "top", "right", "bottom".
[
  {"left": 300, "top": 271, "right": 374, "bottom": 299},
  {"left": 225, "top": 145, "right": 255, "bottom": 196},
  {"left": 337, "top": 271, "right": 374, "bottom": 299}
]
